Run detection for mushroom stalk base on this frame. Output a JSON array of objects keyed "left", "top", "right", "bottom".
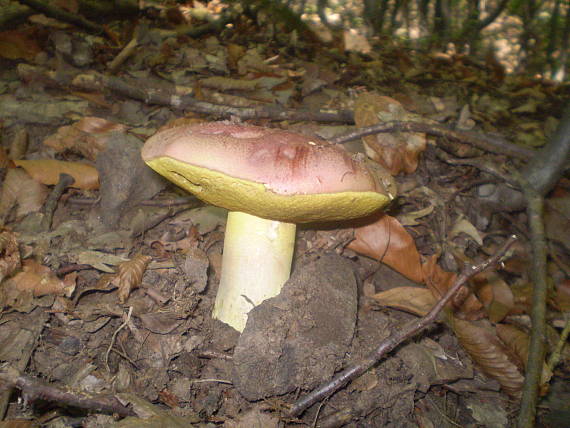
[{"left": 213, "top": 211, "right": 296, "bottom": 332}]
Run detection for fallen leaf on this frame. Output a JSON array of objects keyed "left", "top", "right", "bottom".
[
  {"left": 495, "top": 323, "right": 552, "bottom": 394},
  {"left": 4, "top": 259, "right": 75, "bottom": 297},
  {"left": 0, "top": 229, "right": 21, "bottom": 284},
  {"left": 354, "top": 93, "right": 427, "bottom": 175},
  {"left": 0, "top": 168, "right": 48, "bottom": 221},
  {"left": 473, "top": 271, "right": 515, "bottom": 322},
  {"left": 372, "top": 286, "right": 436, "bottom": 317},
  {"left": 112, "top": 254, "right": 152, "bottom": 303},
  {"left": 348, "top": 213, "right": 424, "bottom": 283},
  {"left": 0, "top": 30, "right": 41, "bottom": 61},
  {"left": 43, "top": 117, "right": 126, "bottom": 160},
  {"left": 449, "top": 215, "right": 483, "bottom": 246},
  {"left": 13, "top": 159, "right": 99, "bottom": 190},
  {"left": 449, "top": 317, "right": 524, "bottom": 397},
  {"left": 422, "top": 255, "right": 484, "bottom": 319}
]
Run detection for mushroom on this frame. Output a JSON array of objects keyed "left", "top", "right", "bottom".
[{"left": 142, "top": 122, "right": 395, "bottom": 331}]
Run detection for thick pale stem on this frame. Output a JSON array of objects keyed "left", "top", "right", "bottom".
[{"left": 212, "top": 211, "right": 296, "bottom": 331}]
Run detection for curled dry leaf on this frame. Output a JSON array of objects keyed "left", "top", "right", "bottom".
[
  {"left": 112, "top": 254, "right": 152, "bottom": 304},
  {"left": 0, "top": 168, "right": 48, "bottom": 221},
  {"left": 449, "top": 316, "right": 524, "bottom": 397},
  {"left": 354, "top": 93, "right": 427, "bottom": 175},
  {"left": 13, "top": 159, "right": 99, "bottom": 190},
  {"left": 0, "top": 229, "right": 21, "bottom": 283},
  {"left": 422, "top": 254, "right": 485, "bottom": 320},
  {"left": 43, "top": 117, "right": 126, "bottom": 161},
  {"left": 372, "top": 286, "right": 436, "bottom": 317},
  {"left": 348, "top": 213, "right": 424, "bottom": 283},
  {"left": 473, "top": 271, "right": 515, "bottom": 323},
  {"left": 2, "top": 259, "right": 75, "bottom": 298},
  {"left": 495, "top": 323, "right": 552, "bottom": 394}
]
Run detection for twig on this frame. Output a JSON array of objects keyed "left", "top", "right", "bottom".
[
  {"left": 41, "top": 173, "right": 75, "bottom": 231},
  {"left": 547, "top": 313, "right": 570, "bottom": 371},
  {"left": 516, "top": 103, "right": 569, "bottom": 428},
  {"left": 0, "top": 309, "right": 48, "bottom": 420},
  {"left": 105, "top": 307, "right": 133, "bottom": 373},
  {"left": 0, "top": 365, "right": 134, "bottom": 417},
  {"left": 286, "top": 235, "right": 517, "bottom": 418},
  {"left": 516, "top": 183, "right": 548, "bottom": 428},
  {"left": 329, "top": 120, "right": 535, "bottom": 160}
]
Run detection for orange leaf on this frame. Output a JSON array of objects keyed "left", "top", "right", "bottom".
[
  {"left": 372, "top": 286, "right": 436, "bottom": 317},
  {"left": 13, "top": 159, "right": 99, "bottom": 190},
  {"left": 8, "top": 260, "right": 75, "bottom": 297},
  {"left": 348, "top": 213, "right": 424, "bottom": 283}
]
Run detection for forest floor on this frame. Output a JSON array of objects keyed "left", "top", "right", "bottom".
[{"left": 0, "top": 3, "right": 569, "bottom": 428}]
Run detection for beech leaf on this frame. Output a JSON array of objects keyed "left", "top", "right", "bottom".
[
  {"left": 13, "top": 160, "right": 99, "bottom": 190},
  {"left": 449, "top": 317, "right": 524, "bottom": 397},
  {"left": 111, "top": 254, "right": 152, "bottom": 303},
  {"left": 354, "top": 93, "right": 427, "bottom": 175},
  {"left": 0, "top": 229, "right": 21, "bottom": 284},
  {"left": 348, "top": 214, "right": 424, "bottom": 283},
  {"left": 0, "top": 168, "right": 48, "bottom": 221},
  {"left": 372, "top": 286, "right": 436, "bottom": 317}
]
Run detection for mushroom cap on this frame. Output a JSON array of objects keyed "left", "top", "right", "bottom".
[{"left": 142, "top": 122, "right": 394, "bottom": 223}]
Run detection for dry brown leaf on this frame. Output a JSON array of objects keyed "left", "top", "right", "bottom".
[
  {"left": 348, "top": 213, "right": 424, "bottom": 283},
  {"left": 495, "top": 323, "right": 552, "bottom": 394},
  {"left": 473, "top": 271, "right": 515, "bottom": 323},
  {"left": 422, "top": 254, "right": 485, "bottom": 320},
  {"left": 0, "top": 30, "right": 41, "bottom": 61},
  {"left": 0, "top": 146, "right": 13, "bottom": 168},
  {"left": 0, "top": 229, "right": 21, "bottom": 284},
  {"left": 13, "top": 160, "right": 99, "bottom": 190},
  {"left": 449, "top": 317, "right": 524, "bottom": 397},
  {"left": 112, "top": 254, "right": 152, "bottom": 303},
  {"left": 372, "top": 286, "right": 436, "bottom": 317},
  {"left": 43, "top": 117, "right": 126, "bottom": 160},
  {"left": 354, "top": 93, "right": 427, "bottom": 175},
  {"left": 0, "top": 168, "right": 48, "bottom": 221},
  {"left": 6, "top": 259, "right": 75, "bottom": 297}
]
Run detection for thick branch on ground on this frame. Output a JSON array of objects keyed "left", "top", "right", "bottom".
[
  {"left": 286, "top": 235, "right": 517, "bottom": 418},
  {"left": 0, "top": 366, "right": 135, "bottom": 417},
  {"left": 516, "top": 104, "right": 570, "bottom": 428},
  {"left": 16, "top": 64, "right": 353, "bottom": 124},
  {"left": 522, "top": 103, "right": 570, "bottom": 195},
  {"left": 17, "top": 0, "right": 103, "bottom": 33}
]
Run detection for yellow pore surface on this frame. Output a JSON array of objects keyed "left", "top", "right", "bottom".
[{"left": 147, "top": 157, "right": 392, "bottom": 223}]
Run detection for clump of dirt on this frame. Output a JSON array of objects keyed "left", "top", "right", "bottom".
[{"left": 232, "top": 254, "right": 358, "bottom": 400}]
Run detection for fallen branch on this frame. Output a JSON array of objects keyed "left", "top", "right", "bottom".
[
  {"left": 516, "top": 103, "right": 570, "bottom": 428},
  {"left": 329, "top": 120, "right": 535, "bottom": 160},
  {"left": 0, "top": 365, "right": 135, "bottom": 417},
  {"left": 17, "top": 0, "right": 103, "bottom": 33},
  {"left": 286, "top": 235, "right": 517, "bottom": 418}
]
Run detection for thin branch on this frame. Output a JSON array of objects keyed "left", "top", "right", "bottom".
[
  {"left": 0, "top": 365, "right": 135, "bottom": 417},
  {"left": 329, "top": 121, "right": 535, "bottom": 160},
  {"left": 516, "top": 183, "right": 548, "bottom": 428},
  {"left": 286, "top": 235, "right": 517, "bottom": 418}
]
